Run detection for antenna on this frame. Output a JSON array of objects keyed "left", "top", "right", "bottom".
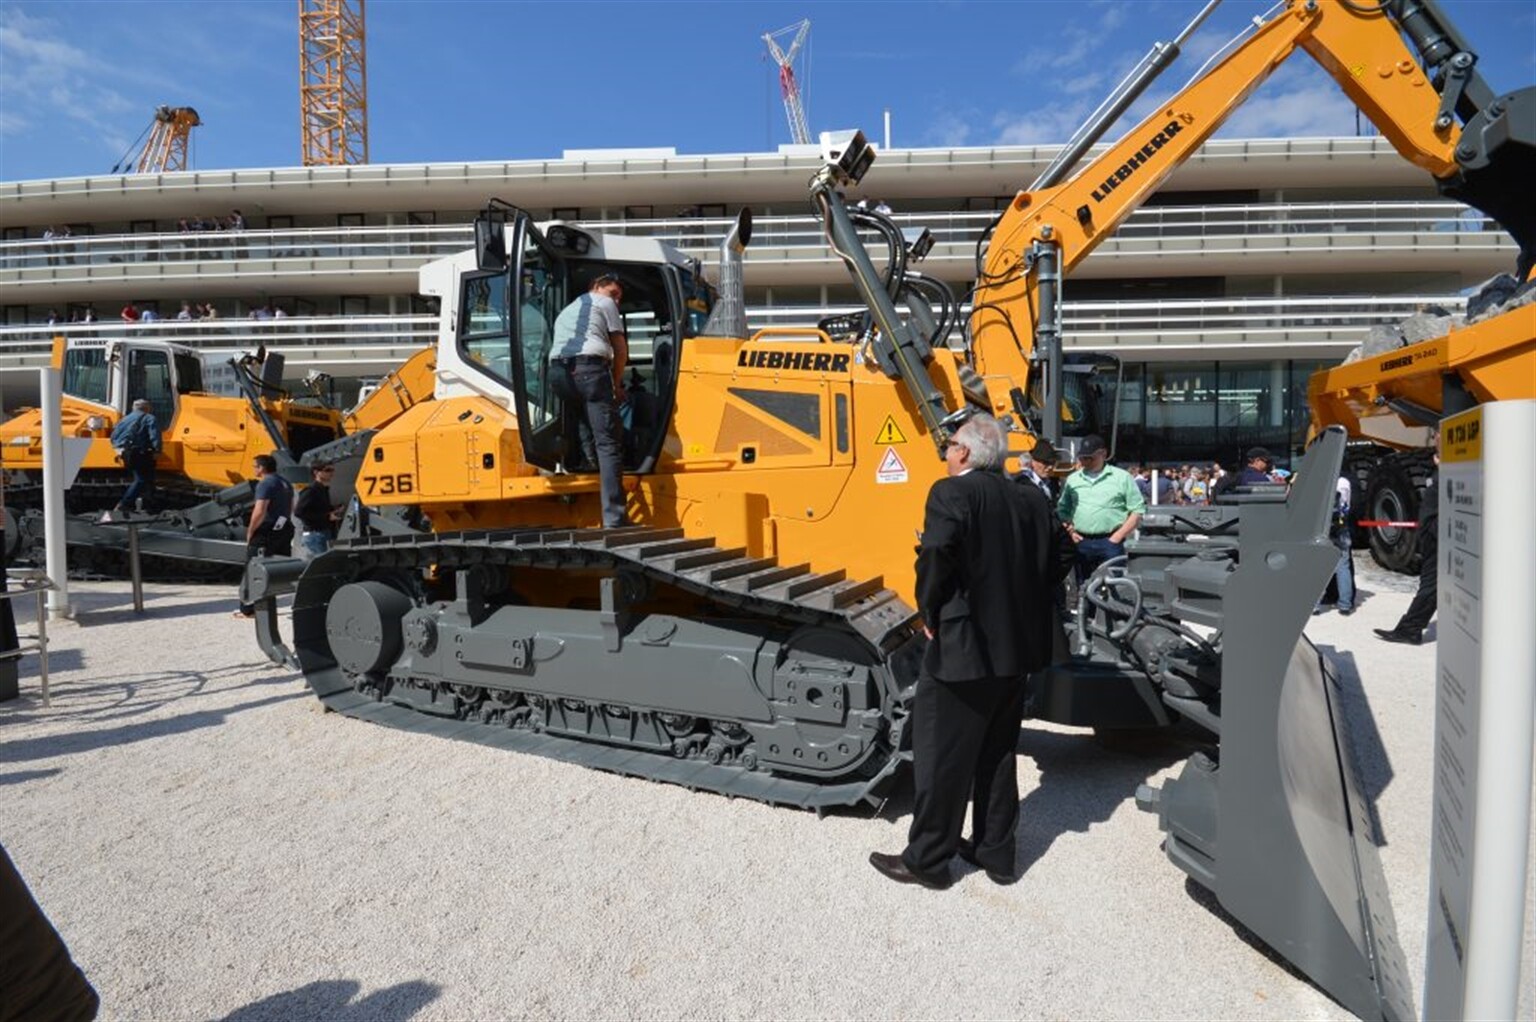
[{"left": 763, "top": 19, "right": 811, "bottom": 145}]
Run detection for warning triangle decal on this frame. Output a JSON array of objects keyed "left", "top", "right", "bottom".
[
  {"left": 875, "top": 446, "right": 909, "bottom": 484},
  {"left": 875, "top": 415, "right": 909, "bottom": 445}
]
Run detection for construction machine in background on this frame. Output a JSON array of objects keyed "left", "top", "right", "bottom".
[
  {"left": 241, "top": 1, "right": 1536, "bottom": 1016},
  {"left": 0, "top": 335, "right": 345, "bottom": 572},
  {"left": 1308, "top": 280, "right": 1535, "bottom": 572}
]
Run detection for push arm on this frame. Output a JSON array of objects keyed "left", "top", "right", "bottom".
[{"left": 342, "top": 345, "right": 438, "bottom": 433}]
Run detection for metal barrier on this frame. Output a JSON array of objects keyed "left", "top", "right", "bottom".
[
  {"left": 0, "top": 201, "right": 1505, "bottom": 275},
  {"left": 1, "top": 569, "right": 53, "bottom": 706},
  {"left": 0, "top": 294, "right": 1470, "bottom": 370}
]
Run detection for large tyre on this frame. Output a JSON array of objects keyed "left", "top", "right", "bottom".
[
  {"left": 1364, "top": 451, "right": 1433, "bottom": 574},
  {"left": 1342, "top": 446, "right": 1384, "bottom": 549}
]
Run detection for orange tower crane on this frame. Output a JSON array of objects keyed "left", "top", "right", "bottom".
[
  {"left": 299, "top": 0, "right": 369, "bottom": 166},
  {"left": 123, "top": 106, "right": 201, "bottom": 173}
]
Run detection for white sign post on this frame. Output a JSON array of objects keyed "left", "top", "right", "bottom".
[
  {"left": 1423, "top": 400, "right": 1536, "bottom": 1020},
  {"left": 38, "top": 366, "right": 72, "bottom": 620}
]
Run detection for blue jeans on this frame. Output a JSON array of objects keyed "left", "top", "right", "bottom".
[
  {"left": 118, "top": 450, "right": 156, "bottom": 513},
  {"left": 559, "top": 360, "right": 628, "bottom": 528},
  {"left": 301, "top": 531, "right": 331, "bottom": 558},
  {"left": 1074, "top": 536, "right": 1125, "bottom": 584}
]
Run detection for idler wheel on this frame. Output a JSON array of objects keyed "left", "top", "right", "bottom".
[{"left": 326, "top": 581, "right": 414, "bottom": 676}]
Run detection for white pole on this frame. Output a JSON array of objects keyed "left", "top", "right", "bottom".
[
  {"left": 39, "top": 366, "right": 71, "bottom": 620},
  {"left": 883, "top": 108, "right": 892, "bottom": 151}
]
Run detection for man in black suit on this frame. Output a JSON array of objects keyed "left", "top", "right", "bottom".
[
  {"left": 1376, "top": 442, "right": 1439, "bottom": 645},
  {"left": 870, "top": 413, "right": 1072, "bottom": 890}
]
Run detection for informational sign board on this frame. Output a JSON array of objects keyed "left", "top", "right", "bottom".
[{"left": 1423, "top": 401, "right": 1536, "bottom": 1021}]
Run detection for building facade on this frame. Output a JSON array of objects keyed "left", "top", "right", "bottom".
[{"left": 0, "top": 136, "right": 1514, "bottom": 465}]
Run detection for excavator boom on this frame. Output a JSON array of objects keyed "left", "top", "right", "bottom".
[{"left": 971, "top": 0, "right": 1534, "bottom": 446}]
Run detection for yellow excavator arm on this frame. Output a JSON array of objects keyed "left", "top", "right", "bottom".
[{"left": 971, "top": 0, "right": 1533, "bottom": 439}]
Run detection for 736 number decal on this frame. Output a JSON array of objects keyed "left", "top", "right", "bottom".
[{"left": 361, "top": 473, "right": 414, "bottom": 496}]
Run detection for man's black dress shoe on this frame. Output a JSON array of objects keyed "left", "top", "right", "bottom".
[
  {"left": 1374, "top": 627, "right": 1422, "bottom": 645},
  {"left": 868, "top": 852, "right": 954, "bottom": 890},
  {"left": 956, "top": 838, "right": 1019, "bottom": 886}
]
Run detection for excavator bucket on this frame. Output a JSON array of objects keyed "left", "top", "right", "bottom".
[{"left": 1137, "top": 428, "right": 1414, "bottom": 1021}]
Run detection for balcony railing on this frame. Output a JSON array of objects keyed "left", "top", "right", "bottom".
[
  {"left": 0, "top": 294, "right": 1468, "bottom": 376},
  {"left": 0, "top": 201, "right": 1504, "bottom": 279}
]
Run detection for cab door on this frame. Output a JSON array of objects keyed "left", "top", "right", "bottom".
[
  {"left": 123, "top": 345, "right": 176, "bottom": 438},
  {"left": 505, "top": 215, "right": 569, "bottom": 470}
]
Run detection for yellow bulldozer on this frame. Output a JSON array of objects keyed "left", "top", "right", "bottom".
[
  {"left": 0, "top": 335, "right": 344, "bottom": 570},
  {"left": 244, "top": 1, "right": 1535, "bottom": 1016}
]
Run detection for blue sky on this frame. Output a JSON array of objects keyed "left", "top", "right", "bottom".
[{"left": 2, "top": 0, "right": 1532, "bottom": 181}]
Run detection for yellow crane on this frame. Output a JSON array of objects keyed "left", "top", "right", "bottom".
[
  {"left": 299, "top": 0, "right": 369, "bottom": 166},
  {"left": 112, "top": 105, "right": 201, "bottom": 174}
]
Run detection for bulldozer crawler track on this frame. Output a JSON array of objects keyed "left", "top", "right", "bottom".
[
  {"left": 5, "top": 472, "right": 215, "bottom": 515},
  {"left": 296, "top": 526, "right": 922, "bottom": 810}
]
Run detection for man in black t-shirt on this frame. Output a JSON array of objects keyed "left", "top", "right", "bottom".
[
  {"left": 293, "top": 462, "right": 340, "bottom": 558},
  {"left": 236, "top": 453, "right": 294, "bottom": 618}
]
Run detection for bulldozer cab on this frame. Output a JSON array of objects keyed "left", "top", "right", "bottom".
[
  {"left": 58, "top": 338, "right": 203, "bottom": 436},
  {"left": 1052, "top": 352, "right": 1123, "bottom": 455},
  {"left": 464, "top": 207, "right": 707, "bottom": 476}
]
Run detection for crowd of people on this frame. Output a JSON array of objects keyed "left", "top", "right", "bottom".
[
  {"left": 39, "top": 298, "right": 301, "bottom": 325},
  {"left": 176, "top": 210, "right": 246, "bottom": 234}
]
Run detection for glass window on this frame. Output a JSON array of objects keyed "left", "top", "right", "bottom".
[
  {"left": 62, "top": 347, "right": 109, "bottom": 405},
  {"left": 677, "top": 267, "right": 715, "bottom": 337},
  {"left": 460, "top": 272, "right": 511, "bottom": 381},
  {"left": 127, "top": 348, "right": 173, "bottom": 427},
  {"left": 1141, "top": 361, "right": 1216, "bottom": 463},
  {"left": 516, "top": 259, "right": 562, "bottom": 413},
  {"left": 1215, "top": 361, "right": 1288, "bottom": 464},
  {"left": 174, "top": 352, "right": 204, "bottom": 394}
]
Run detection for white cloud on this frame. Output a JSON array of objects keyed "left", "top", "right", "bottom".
[
  {"left": 0, "top": 6, "right": 187, "bottom": 171},
  {"left": 992, "top": 100, "right": 1096, "bottom": 146},
  {"left": 1215, "top": 80, "right": 1358, "bottom": 138},
  {"left": 922, "top": 110, "right": 975, "bottom": 148},
  {"left": 1097, "top": 3, "right": 1128, "bottom": 33},
  {"left": 0, "top": 8, "right": 92, "bottom": 77},
  {"left": 1061, "top": 71, "right": 1106, "bottom": 96}
]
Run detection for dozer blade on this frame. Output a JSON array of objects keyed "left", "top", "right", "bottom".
[{"left": 1140, "top": 429, "right": 1414, "bottom": 1021}]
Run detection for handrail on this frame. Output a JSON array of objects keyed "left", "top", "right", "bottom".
[
  {"left": 748, "top": 326, "right": 836, "bottom": 344},
  {"left": 0, "top": 201, "right": 1502, "bottom": 275},
  {"left": 0, "top": 295, "right": 1470, "bottom": 365}
]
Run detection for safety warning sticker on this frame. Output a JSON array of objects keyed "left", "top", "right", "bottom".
[
  {"left": 875, "top": 415, "right": 908, "bottom": 445},
  {"left": 875, "top": 446, "right": 908, "bottom": 484}
]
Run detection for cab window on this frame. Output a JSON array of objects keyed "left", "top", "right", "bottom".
[
  {"left": 62, "top": 347, "right": 109, "bottom": 405},
  {"left": 127, "top": 348, "right": 174, "bottom": 428},
  {"left": 174, "top": 352, "right": 204, "bottom": 394},
  {"left": 459, "top": 272, "right": 511, "bottom": 382}
]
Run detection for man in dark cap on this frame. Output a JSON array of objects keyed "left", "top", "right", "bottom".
[
  {"left": 1057, "top": 434, "right": 1144, "bottom": 582},
  {"left": 1236, "top": 447, "right": 1276, "bottom": 485},
  {"left": 1013, "top": 436, "right": 1058, "bottom": 501}
]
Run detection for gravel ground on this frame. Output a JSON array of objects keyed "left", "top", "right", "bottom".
[{"left": 2, "top": 557, "right": 1531, "bottom": 1021}]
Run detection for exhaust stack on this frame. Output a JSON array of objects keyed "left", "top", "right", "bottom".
[{"left": 702, "top": 209, "right": 754, "bottom": 340}]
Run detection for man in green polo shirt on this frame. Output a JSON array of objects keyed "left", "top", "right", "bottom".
[{"left": 1057, "top": 434, "right": 1145, "bottom": 582}]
